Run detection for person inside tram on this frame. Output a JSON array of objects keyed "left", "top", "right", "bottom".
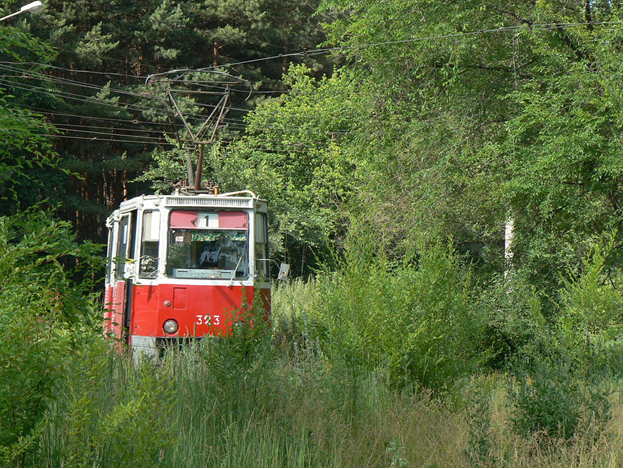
[
  {"left": 199, "top": 242, "right": 219, "bottom": 268},
  {"left": 197, "top": 239, "right": 245, "bottom": 270},
  {"left": 217, "top": 245, "right": 239, "bottom": 270}
]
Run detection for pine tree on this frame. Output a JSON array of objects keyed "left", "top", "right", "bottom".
[{"left": 6, "top": 0, "right": 333, "bottom": 241}]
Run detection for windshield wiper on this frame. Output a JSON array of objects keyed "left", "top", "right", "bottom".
[{"left": 228, "top": 241, "right": 248, "bottom": 286}]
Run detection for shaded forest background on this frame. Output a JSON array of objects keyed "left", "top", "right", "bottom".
[
  {"left": 2, "top": 0, "right": 622, "bottom": 284},
  {"left": 0, "top": 0, "right": 622, "bottom": 466},
  {"left": 1, "top": 0, "right": 335, "bottom": 246}
]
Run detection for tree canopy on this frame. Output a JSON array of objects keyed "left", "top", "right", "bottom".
[{"left": 1, "top": 0, "right": 621, "bottom": 286}]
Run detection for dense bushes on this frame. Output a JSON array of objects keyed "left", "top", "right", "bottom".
[
  {"left": 0, "top": 212, "right": 621, "bottom": 467},
  {"left": 305, "top": 238, "right": 487, "bottom": 392},
  {"left": 273, "top": 228, "right": 622, "bottom": 450},
  {"left": 0, "top": 210, "right": 103, "bottom": 465},
  {"left": 506, "top": 235, "right": 622, "bottom": 441}
]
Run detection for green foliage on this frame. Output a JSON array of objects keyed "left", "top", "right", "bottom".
[
  {"left": 0, "top": 99, "right": 57, "bottom": 212},
  {"left": 42, "top": 348, "right": 176, "bottom": 467},
  {"left": 209, "top": 65, "right": 367, "bottom": 271},
  {"left": 0, "top": 209, "right": 104, "bottom": 466},
  {"left": 1, "top": 0, "right": 621, "bottom": 463},
  {"left": 0, "top": 269, "right": 618, "bottom": 467},
  {"left": 463, "top": 378, "right": 496, "bottom": 467},
  {"left": 133, "top": 137, "right": 194, "bottom": 193},
  {"left": 0, "top": 19, "right": 53, "bottom": 62},
  {"left": 506, "top": 235, "right": 621, "bottom": 442},
  {"left": 308, "top": 230, "right": 487, "bottom": 393},
  {"left": 509, "top": 356, "right": 612, "bottom": 442},
  {"left": 506, "top": 234, "right": 623, "bottom": 380},
  {"left": 194, "top": 288, "right": 275, "bottom": 384},
  {"left": 501, "top": 6, "right": 623, "bottom": 294},
  {"left": 271, "top": 277, "right": 321, "bottom": 359},
  {"left": 0, "top": 32, "right": 61, "bottom": 214},
  {"left": 314, "top": 0, "right": 623, "bottom": 295},
  {"left": 510, "top": 357, "right": 582, "bottom": 440},
  {"left": 7, "top": 0, "right": 619, "bottom": 289},
  {"left": 556, "top": 234, "right": 623, "bottom": 378},
  {"left": 0, "top": 312, "right": 59, "bottom": 463}
]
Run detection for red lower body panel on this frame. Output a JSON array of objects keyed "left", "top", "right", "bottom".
[{"left": 105, "top": 282, "right": 270, "bottom": 343}]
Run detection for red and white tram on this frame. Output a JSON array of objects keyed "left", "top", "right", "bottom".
[{"left": 104, "top": 190, "right": 271, "bottom": 355}]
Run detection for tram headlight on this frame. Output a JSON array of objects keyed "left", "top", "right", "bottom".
[{"left": 163, "top": 319, "right": 179, "bottom": 334}]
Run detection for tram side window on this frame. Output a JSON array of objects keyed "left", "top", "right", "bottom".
[
  {"left": 114, "top": 215, "right": 130, "bottom": 280},
  {"left": 255, "top": 213, "right": 269, "bottom": 280},
  {"left": 115, "top": 211, "right": 136, "bottom": 280},
  {"left": 140, "top": 211, "right": 160, "bottom": 278},
  {"left": 106, "top": 225, "right": 115, "bottom": 283}
]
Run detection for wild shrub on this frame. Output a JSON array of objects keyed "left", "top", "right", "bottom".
[
  {"left": 37, "top": 346, "right": 177, "bottom": 467},
  {"left": 508, "top": 235, "right": 621, "bottom": 441},
  {"left": 477, "top": 276, "right": 545, "bottom": 371},
  {"left": 463, "top": 377, "right": 496, "bottom": 467},
  {"left": 310, "top": 232, "right": 488, "bottom": 393},
  {"left": 556, "top": 235, "right": 623, "bottom": 379},
  {"left": 0, "top": 209, "right": 103, "bottom": 466},
  {"left": 271, "top": 278, "right": 321, "bottom": 360},
  {"left": 510, "top": 355, "right": 584, "bottom": 440}
]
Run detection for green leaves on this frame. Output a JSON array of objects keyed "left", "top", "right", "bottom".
[
  {"left": 74, "top": 23, "right": 120, "bottom": 67},
  {"left": 0, "top": 209, "right": 103, "bottom": 463},
  {"left": 311, "top": 1, "right": 623, "bottom": 294},
  {"left": 309, "top": 234, "right": 487, "bottom": 393},
  {"left": 0, "top": 109, "right": 58, "bottom": 214},
  {"left": 207, "top": 65, "right": 367, "bottom": 269},
  {"left": 0, "top": 24, "right": 61, "bottom": 215}
]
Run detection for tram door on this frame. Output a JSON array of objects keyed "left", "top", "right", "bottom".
[{"left": 106, "top": 210, "right": 137, "bottom": 343}]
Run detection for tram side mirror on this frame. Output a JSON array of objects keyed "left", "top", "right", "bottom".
[{"left": 277, "top": 263, "right": 290, "bottom": 281}]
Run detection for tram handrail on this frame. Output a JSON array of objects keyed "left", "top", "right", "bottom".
[{"left": 216, "top": 190, "right": 258, "bottom": 199}]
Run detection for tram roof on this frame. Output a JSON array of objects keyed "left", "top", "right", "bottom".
[{"left": 107, "top": 191, "right": 267, "bottom": 225}]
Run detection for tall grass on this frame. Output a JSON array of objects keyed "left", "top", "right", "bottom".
[
  {"left": 27, "top": 325, "right": 621, "bottom": 468},
  {"left": 8, "top": 238, "right": 623, "bottom": 467},
  {"left": 32, "top": 340, "right": 474, "bottom": 467}
]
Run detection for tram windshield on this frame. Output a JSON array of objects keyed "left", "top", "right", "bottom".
[
  {"left": 166, "top": 210, "right": 249, "bottom": 280},
  {"left": 167, "top": 229, "right": 248, "bottom": 279}
]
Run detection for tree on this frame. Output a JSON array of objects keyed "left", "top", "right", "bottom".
[
  {"left": 208, "top": 65, "right": 367, "bottom": 273},
  {"left": 6, "top": 0, "right": 335, "bottom": 243},
  {"left": 0, "top": 23, "right": 62, "bottom": 215},
  {"left": 316, "top": 0, "right": 622, "bottom": 292},
  {"left": 0, "top": 209, "right": 103, "bottom": 466},
  {"left": 501, "top": 4, "right": 622, "bottom": 293}
]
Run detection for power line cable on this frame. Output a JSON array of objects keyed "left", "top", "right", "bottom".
[
  {"left": 29, "top": 108, "right": 176, "bottom": 127},
  {"left": 51, "top": 119, "right": 248, "bottom": 135},
  {"left": 53, "top": 122, "right": 171, "bottom": 135},
  {"left": 0, "top": 63, "right": 253, "bottom": 119},
  {"left": 0, "top": 76, "right": 250, "bottom": 128},
  {"left": 0, "top": 72, "right": 309, "bottom": 133},
  {"left": 0, "top": 60, "right": 151, "bottom": 80},
  {"left": 4, "top": 20, "right": 619, "bottom": 147},
  {"left": 206, "top": 21, "right": 623, "bottom": 71},
  {"left": 45, "top": 133, "right": 176, "bottom": 146},
  {"left": 2, "top": 20, "right": 619, "bottom": 81},
  {"left": 53, "top": 126, "right": 168, "bottom": 141}
]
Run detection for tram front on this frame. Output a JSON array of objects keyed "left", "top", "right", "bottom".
[{"left": 104, "top": 191, "right": 271, "bottom": 355}]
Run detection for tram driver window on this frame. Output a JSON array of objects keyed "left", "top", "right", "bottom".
[{"left": 166, "top": 210, "right": 249, "bottom": 280}]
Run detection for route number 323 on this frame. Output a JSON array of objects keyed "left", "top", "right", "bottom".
[{"left": 195, "top": 315, "right": 220, "bottom": 326}]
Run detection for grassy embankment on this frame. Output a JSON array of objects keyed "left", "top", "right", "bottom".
[{"left": 29, "top": 266, "right": 623, "bottom": 468}]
